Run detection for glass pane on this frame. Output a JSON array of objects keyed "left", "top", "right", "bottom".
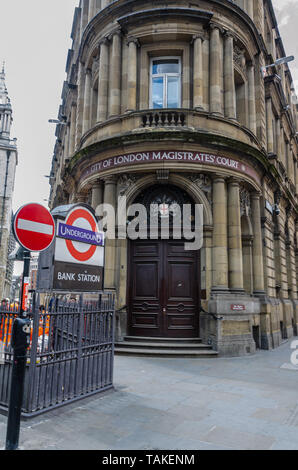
[
  {"left": 152, "top": 59, "right": 179, "bottom": 75},
  {"left": 152, "top": 77, "right": 164, "bottom": 108},
  {"left": 167, "top": 76, "right": 179, "bottom": 108}
]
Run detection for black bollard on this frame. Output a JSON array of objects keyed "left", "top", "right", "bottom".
[{"left": 5, "top": 318, "right": 31, "bottom": 450}]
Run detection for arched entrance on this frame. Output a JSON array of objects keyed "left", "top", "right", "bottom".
[{"left": 127, "top": 184, "right": 200, "bottom": 338}]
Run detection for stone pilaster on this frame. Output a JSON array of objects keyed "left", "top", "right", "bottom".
[
  {"left": 91, "top": 180, "right": 104, "bottom": 211},
  {"left": 251, "top": 192, "right": 265, "bottom": 294},
  {"left": 80, "top": 0, "right": 89, "bottom": 39},
  {"left": 193, "top": 34, "right": 204, "bottom": 110},
  {"left": 88, "top": 0, "right": 96, "bottom": 22},
  {"left": 97, "top": 38, "right": 109, "bottom": 123},
  {"left": 75, "top": 62, "right": 85, "bottom": 149},
  {"left": 68, "top": 103, "right": 77, "bottom": 157},
  {"left": 126, "top": 38, "right": 139, "bottom": 113},
  {"left": 103, "top": 176, "right": 117, "bottom": 289},
  {"left": 82, "top": 68, "right": 92, "bottom": 136},
  {"left": 246, "top": 0, "right": 254, "bottom": 19},
  {"left": 109, "top": 31, "right": 122, "bottom": 117},
  {"left": 266, "top": 98, "right": 274, "bottom": 154},
  {"left": 223, "top": 31, "right": 236, "bottom": 120},
  {"left": 247, "top": 61, "right": 257, "bottom": 134},
  {"left": 228, "top": 178, "right": 244, "bottom": 292},
  {"left": 209, "top": 25, "right": 223, "bottom": 115},
  {"left": 276, "top": 116, "right": 281, "bottom": 161},
  {"left": 212, "top": 176, "right": 229, "bottom": 292}
]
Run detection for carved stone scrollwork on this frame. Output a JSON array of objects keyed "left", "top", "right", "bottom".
[
  {"left": 117, "top": 173, "right": 142, "bottom": 196},
  {"left": 186, "top": 173, "right": 212, "bottom": 202},
  {"left": 233, "top": 44, "right": 247, "bottom": 78},
  {"left": 240, "top": 186, "right": 251, "bottom": 217}
]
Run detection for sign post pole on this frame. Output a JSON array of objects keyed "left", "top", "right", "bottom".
[
  {"left": 5, "top": 203, "right": 55, "bottom": 450},
  {"left": 19, "top": 250, "right": 31, "bottom": 317},
  {"left": 5, "top": 316, "right": 31, "bottom": 450}
]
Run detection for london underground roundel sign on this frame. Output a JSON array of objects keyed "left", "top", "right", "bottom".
[
  {"left": 55, "top": 205, "right": 104, "bottom": 267},
  {"left": 13, "top": 203, "right": 55, "bottom": 252}
]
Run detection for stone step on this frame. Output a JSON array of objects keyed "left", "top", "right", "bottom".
[
  {"left": 114, "top": 347, "right": 218, "bottom": 358},
  {"left": 123, "top": 336, "right": 203, "bottom": 344},
  {"left": 116, "top": 341, "right": 213, "bottom": 350}
]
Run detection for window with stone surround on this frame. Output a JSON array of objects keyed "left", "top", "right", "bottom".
[{"left": 150, "top": 57, "right": 181, "bottom": 109}]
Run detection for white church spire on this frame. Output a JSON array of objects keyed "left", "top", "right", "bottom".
[{"left": 0, "top": 62, "right": 13, "bottom": 141}]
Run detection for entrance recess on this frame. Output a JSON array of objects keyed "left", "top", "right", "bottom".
[{"left": 128, "top": 238, "right": 200, "bottom": 338}]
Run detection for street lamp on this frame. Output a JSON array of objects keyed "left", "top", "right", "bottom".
[
  {"left": 261, "top": 55, "right": 295, "bottom": 78},
  {"left": 48, "top": 119, "right": 67, "bottom": 126}
]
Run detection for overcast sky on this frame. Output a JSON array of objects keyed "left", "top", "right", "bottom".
[{"left": 0, "top": 0, "right": 297, "bottom": 215}]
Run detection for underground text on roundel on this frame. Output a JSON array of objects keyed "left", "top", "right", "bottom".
[{"left": 58, "top": 222, "right": 104, "bottom": 246}]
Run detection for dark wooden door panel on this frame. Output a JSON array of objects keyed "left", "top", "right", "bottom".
[
  {"left": 164, "top": 241, "right": 199, "bottom": 338},
  {"left": 128, "top": 239, "right": 200, "bottom": 338}
]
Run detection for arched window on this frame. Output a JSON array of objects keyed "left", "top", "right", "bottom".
[{"left": 150, "top": 57, "right": 181, "bottom": 109}]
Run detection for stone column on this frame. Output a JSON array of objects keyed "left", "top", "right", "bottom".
[
  {"left": 109, "top": 31, "right": 122, "bottom": 117},
  {"left": 68, "top": 103, "right": 77, "bottom": 156},
  {"left": 91, "top": 180, "right": 104, "bottom": 211},
  {"left": 266, "top": 98, "right": 274, "bottom": 154},
  {"left": 228, "top": 179, "right": 244, "bottom": 291},
  {"left": 251, "top": 192, "right": 265, "bottom": 294},
  {"left": 210, "top": 25, "right": 223, "bottom": 115},
  {"left": 80, "top": 0, "right": 89, "bottom": 39},
  {"left": 82, "top": 68, "right": 92, "bottom": 135},
  {"left": 212, "top": 176, "right": 229, "bottom": 291},
  {"left": 246, "top": 0, "right": 254, "bottom": 18},
  {"left": 103, "top": 176, "right": 117, "bottom": 289},
  {"left": 97, "top": 38, "right": 109, "bottom": 123},
  {"left": 75, "top": 61, "right": 85, "bottom": 149},
  {"left": 247, "top": 61, "right": 257, "bottom": 134},
  {"left": 126, "top": 38, "right": 139, "bottom": 113},
  {"left": 101, "top": 0, "right": 109, "bottom": 8},
  {"left": 193, "top": 34, "right": 204, "bottom": 110},
  {"left": 224, "top": 31, "right": 236, "bottom": 120},
  {"left": 88, "top": 0, "right": 96, "bottom": 22}
]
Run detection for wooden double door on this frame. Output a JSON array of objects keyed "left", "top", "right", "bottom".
[{"left": 128, "top": 239, "right": 200, "bottom": 338}]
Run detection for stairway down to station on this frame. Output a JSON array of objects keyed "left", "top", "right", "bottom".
[{"left": 114, "top": 336, "right": 218, "bottom": 358}]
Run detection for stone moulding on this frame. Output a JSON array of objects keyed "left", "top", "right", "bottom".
[{"left": 117, "top": 8, "right": 214, "bottom": 33}]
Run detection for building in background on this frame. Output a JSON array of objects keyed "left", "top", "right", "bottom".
[
  {"left": 49, "top": 0, "right": 298, "bottom": 356},
  {"left": 10, "top": 274, "right": 21, "bottom": 303},
  {"left": 0, "top": 65, "right": 18, "bottom": 300}
]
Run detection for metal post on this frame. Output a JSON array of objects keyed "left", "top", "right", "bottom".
[
  {"left": 5, "top": 317, "right": 31, "bottom": 450},
  {"left": 5, "top": 251, "right": 31, "bottom": 450},
  {"left": 19, "top": 251, "right": 31, "bottom": 318}
]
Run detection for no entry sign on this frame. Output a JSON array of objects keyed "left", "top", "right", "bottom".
[{"left": 13, "top": 203, "right": 55, "bottom": 252}]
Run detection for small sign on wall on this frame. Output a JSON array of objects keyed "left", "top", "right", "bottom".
[{"left": 231, "top": 304, "right": 246, "bottom": 312}]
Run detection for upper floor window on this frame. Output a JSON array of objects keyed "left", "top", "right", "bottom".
[{"left": 150, "top": 57, "right": 181, "bottom": 109}]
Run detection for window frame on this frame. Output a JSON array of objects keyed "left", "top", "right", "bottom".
[{"left": 149, "top": 56, "right": 182, "bottom": 109}]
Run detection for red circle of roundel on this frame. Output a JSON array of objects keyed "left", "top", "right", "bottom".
[
  {"left": 65, "top": 208, "right": 97, "bottom": 262},
  {"left": 14, "top": 203, "right": 55, "bottom": 252}
]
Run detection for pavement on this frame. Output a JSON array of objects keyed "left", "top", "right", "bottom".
[{"left": 1, "top": 339, "right": 298, "bottom": 450}]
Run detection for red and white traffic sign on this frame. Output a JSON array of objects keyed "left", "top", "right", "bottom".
[
  {"left": 13, "top": 203, "right": 55, "bottom": 252},
  {"left": 55, "top": 205, "right": 104, "bottom": 267}
]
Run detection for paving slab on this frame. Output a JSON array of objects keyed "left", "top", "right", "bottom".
[{"left": 0, "top": 339, "right": 298, "bottom": 450}]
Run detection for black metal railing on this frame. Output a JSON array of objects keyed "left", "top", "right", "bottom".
[{"left": 0, "top": 293, "right": 115, "bottom": 418}]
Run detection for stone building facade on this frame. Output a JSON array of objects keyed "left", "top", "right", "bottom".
[
  {"left": 0, "top": 65, "right": 18, "bottom": 300},
  {"left": 49, "top": 0, "right": 298, "bottom": 356}
]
